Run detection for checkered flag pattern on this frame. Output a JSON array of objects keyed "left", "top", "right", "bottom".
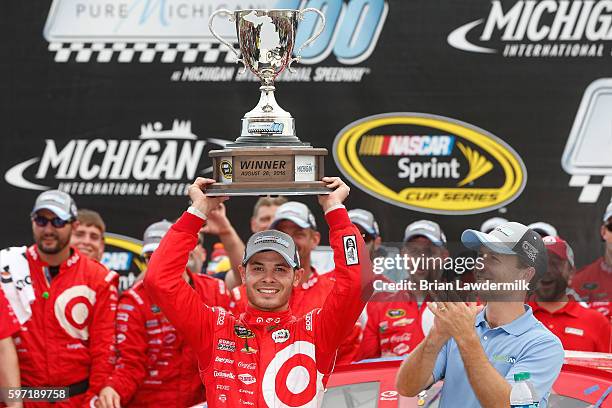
[
  {"left": 569, "top": 175, "right": 612, "bottom": 203},
  {"left": 47, "top": 42, "right": 240, "bottom": 64}
]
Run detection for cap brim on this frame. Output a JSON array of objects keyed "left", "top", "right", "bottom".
[
  {"left": 32, "top": 205, "right": 71, "bottom": 221},
  {"left": 142, "top": 243, "right": 160, "bottom": 255},
  {"left": 604, "top": 211, "right": 612, "bottom": 223},
  {"left": 461, "top": 229, "right": 515, "bottom": 254},
  {"left": 270, "top": 215, "right": 311, "bottom": 230},
  {"left": 404, "top": 231, "right": 444, "bottom": 246},
  {"left": 352, "top": 220, "right": 377, "bottom": 236},
  {"left": 243, "top": 245, "right": 297, "bottom": 268}
]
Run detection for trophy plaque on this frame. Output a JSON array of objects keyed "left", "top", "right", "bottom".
[{"left": 206, "top": 8, "right": 329, "bottom": 196}]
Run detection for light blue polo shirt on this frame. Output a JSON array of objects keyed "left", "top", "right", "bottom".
[{"left": 432, "top": 305, "right": 564, "bottom": 408}]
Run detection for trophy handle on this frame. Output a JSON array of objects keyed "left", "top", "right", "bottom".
[
  {"left": 288, "top": 8, "right": 326, "bottom": 72},
  {"left": 208, "top": 9, "right": 247, "bottom": 73}
]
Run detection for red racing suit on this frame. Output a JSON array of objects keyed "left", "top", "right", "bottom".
[
  {"left": 15, "top": 246, "right": 118, "bottom": 407},
  {"left": 0, "top": 288, "right": 19, "bottom": 339},
  {"left": 144, "top": 208, "right": 373, "bottom": 407},
  {"left": 230, "top": 267, "right": 362, "bottom": 364},
  {"left": 105, "top": 274, "right": 230, "bottom": 407},
  {"left": 357, "top": 291, "right": 428, "bottom": 360}
]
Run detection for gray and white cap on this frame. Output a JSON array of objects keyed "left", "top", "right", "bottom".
[
  {"left": 348, "top": 209, "right": 379, "bottom": 236},
  {"left": 31, "top": 190, "right": 78, "bottom": 221},
  {"left": 603, "top": 201, "right": 612, "bottom": 223},
  {"left": 142, "top": 220, "right": 172, "bottom": 255},
  {"left": 403, "top": 220, "right": 447, "bottom": 246},
  {"left": 270, "top": 202, "right": 317, "bottom": 230},
  {"left": 527, "top": 222, "right": 558, "bottom": 238},
  {"left": 462, "top": 222, "right": 547, "bottom": 276},
  {"left": 480, "top": 217, "right": 509, "bottom": 234},
  {"left": 243, "top": 230, "right": 300, "bottom": 268}
]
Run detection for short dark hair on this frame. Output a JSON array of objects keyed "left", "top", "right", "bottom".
[{"left": 252, "top": 196, "right": 288, "bottom": 218}]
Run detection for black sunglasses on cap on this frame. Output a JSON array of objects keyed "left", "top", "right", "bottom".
[{"left": 32, "top": 215, "right": 71, "bottom": 228}]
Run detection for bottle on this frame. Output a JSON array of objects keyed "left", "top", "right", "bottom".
[
  {"left": 510, "top": 372, "right": 534, "bottom": 408},
  {"left": 525, "top": 374, "right": 539, "bottom": 407}
]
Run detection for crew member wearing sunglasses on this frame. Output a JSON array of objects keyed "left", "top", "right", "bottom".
[
  {"left": 1, "top": 190, "right": 119, "bottom": 407},
  {"left": 571, "top": 202, "right": 612, "bottom": 320}
]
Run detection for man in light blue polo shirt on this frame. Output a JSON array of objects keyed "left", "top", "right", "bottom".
[{"left": 396, "top": 222, "right": 564, "bottom": 407}]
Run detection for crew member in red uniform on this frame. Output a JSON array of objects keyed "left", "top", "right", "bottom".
[
  {"left": 144, "top": 177, "right": 373, "bottom": 407},
  {"left": 97, "top": 220, "right": 231, "bottom": 408},
  {"left": 0, "top": 290, "right": 21, "bottom": 408},
  {"left": 571, "top": 203, "right": 612, "bottom": 320},
  {"left": 358, "top": 220, "right": 448, "bottom": 359},
  {"left": 228, "top": 200, "right": 362, "bottom": 363},
  {"left": 531, "top": 236, "right": 611, "bottom": 352},
  {"left": 5, "top": 190, "right": 118, "bottom": 407}
]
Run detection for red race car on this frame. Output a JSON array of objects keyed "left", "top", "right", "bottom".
[
  {"left": 324, "top": 352, "right": 612, "bottom": 408},
  {"left": 190, "top": 351, "right": 612, "bottom": 407}
]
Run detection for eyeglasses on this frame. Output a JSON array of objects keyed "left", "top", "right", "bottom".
[{"left": 32, "top": 215, "right": 70, "bottom": 228}]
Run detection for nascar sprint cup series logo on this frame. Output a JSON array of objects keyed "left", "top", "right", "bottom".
[
  {"left": 4, "top": 120, "right": 230, "bottom": 197},
  {"left": 333, "top": 113, "right": 526, "bottom": 215},
  {"left": 448, "top": 0, "right": 612, "bottom": 58},
  {"left": 43, "top": 0, "right": 388, "bottom": 83}
]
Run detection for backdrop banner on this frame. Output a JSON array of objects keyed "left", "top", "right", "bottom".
[{"left": 3, "top": 0, "right": 612, "bottom": 278}]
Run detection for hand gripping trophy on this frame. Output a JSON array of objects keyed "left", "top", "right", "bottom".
[{"left": 207, "top": 8, "right": 329, "bottom": 195}]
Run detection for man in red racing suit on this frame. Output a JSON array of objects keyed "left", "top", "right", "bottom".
[
  {"left": 17, "top": 244, "right": 118, "bottom": 407},
  {"left": 144, "top": 177, "right": 374, "bottom": 407}
]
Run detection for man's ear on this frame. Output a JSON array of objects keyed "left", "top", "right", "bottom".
[
  {"left": 250, "top": 217, "right": 257, "bottom": 233},
  {"left": 293, "top": 268, "right": 305, "bottom": 287},
  {"left": 524, "top": 266, "right": 536, "bottom": 283},
  {"left": 238, "top": 264, "right": 247, "bottom": 285},
  {"left": 601, "top": 224, "right": 607, "bottom": 242}
]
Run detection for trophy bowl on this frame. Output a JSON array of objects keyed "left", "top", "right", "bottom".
[{"left": 205, "top": 8, "right": 331, "bottom": 196}]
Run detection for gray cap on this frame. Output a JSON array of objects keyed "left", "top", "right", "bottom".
[
  {"left": 142, "top": 220, "right": 172, "bottom": 255},
  {"left": 270, "top": 202, "right": 317, "bottom": 230},
  {"left": 403, "top": 220, "right": 447, "bottom": 246},
  {"left": 31, "top": 190, "right": 77, "bottom": 221},
  {"left": 480, "top": 217, "right": 508, "bottom": 234},
  {"left": 348, "top": 209, "right": 379, "bottom": 236},
  {"left": 604, "top": 201, "right": 612, "bottom": 223},
  {"left": 243, "top": 230, "right": 300, "bottom": 268},
  {"left": 528, "top": 222, "right": 558, "bottom": 238},
  {"left": 462, "top": 222, "right": 547, "bottom": 276}
]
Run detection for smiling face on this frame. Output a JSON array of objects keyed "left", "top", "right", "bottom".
[
  {"left": 71, "top": 223, "right": 104, "bottom": 261},
  {"left": 240, "top": 251, "right": 304, "bottom": 312},
  {"left": 32, "top": 209, "right": 74, "bottom": 255},
  {"left": 535, "top": 252, "right": 572, "bottom": 301},
  {"left": 477, "top": 247, "right": 535, "bottom": 300}
]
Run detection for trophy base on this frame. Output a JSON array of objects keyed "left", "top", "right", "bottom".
[
  {"left": 208, "top": 146, "right": 329, "bottom": 196},
  {"left": 205, "top": 181, "right": 330, "bottom": 196}
]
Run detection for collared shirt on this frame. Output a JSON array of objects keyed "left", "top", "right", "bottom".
[
  {"left": 572, "top": 257, "right": 611, "bottom": 319},
  {"left": 530, "top": 300, "right": 611, "bottom": 353},
  {"left": 432, "top": 305, "right": 564, "bottom": 408}
]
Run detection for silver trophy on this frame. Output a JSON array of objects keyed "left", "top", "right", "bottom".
[{"left": 206, "top": 9, "right": 330, "bottom": 195}]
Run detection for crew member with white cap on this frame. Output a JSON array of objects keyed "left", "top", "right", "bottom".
[{"left": 0, "top": 190, "right": 119, "bottom": 407}]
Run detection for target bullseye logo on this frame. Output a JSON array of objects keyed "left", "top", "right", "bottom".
[
  {"left": 262, "top": 341, "right": 324, "bottom": 408},
  {"left": 54, "top": 285, "right": 96, "bottom": 339}
]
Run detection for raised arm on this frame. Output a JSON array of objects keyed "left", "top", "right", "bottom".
[
  {"left": 314, "top": 178, "right": 375, "bottom": 354},
  {"left": 144, "top": 178, "right": 228, "bottom": 365},
  {"left": 199, "top": 203, "right": 246, "bottom": 290}
]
